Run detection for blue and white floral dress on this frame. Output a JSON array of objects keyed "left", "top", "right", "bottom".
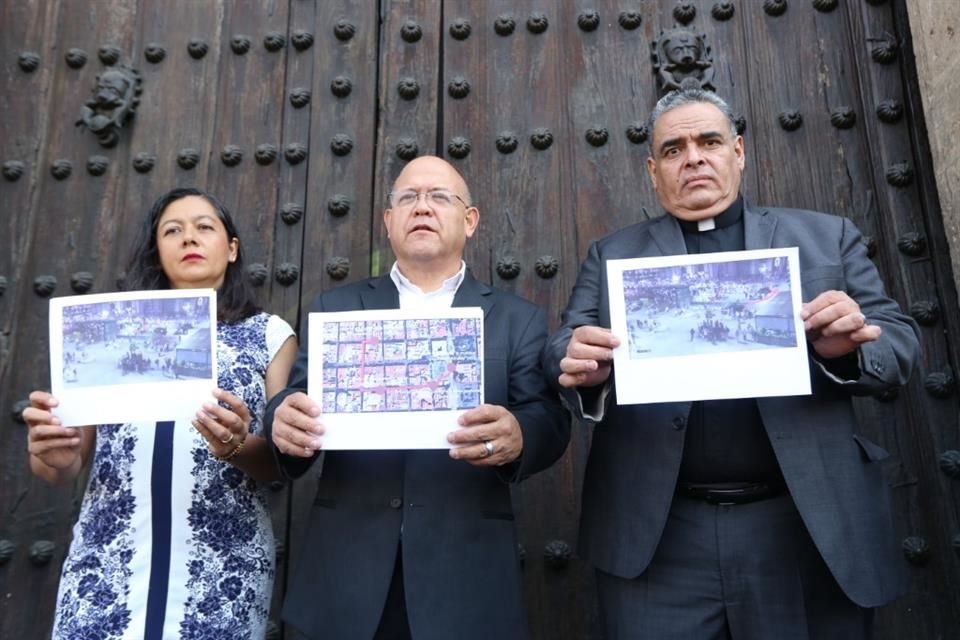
[{"left": 52, "top": 312, "right": 293, "bottom": 640}]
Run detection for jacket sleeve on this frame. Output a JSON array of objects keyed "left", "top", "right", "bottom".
[
  {"left": 541, "top": 239, "right": 610, "bottom": 421},
  {"left": 818, "top": 217, "right": 920, "bottom": 395},
  {"left": 500, "top": 304, "right": 571, "bottom": 482},
  {"left": 263, "top": 295, "right": 322, "bottom": 480}
]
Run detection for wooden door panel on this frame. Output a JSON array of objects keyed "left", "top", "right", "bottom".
[
  {"left": 0, "top": 3, "right": 142, "bottom": 637},
  {"left": 299, "top": 0, "right": 384, "bottom": 297},
  {"left": 271, "top": 0, "right": 313, "bottom": 328},
  {"left": 0, "top": 0, "right": 58, "bottom": 324},
  {"left": 368, "top": 0, "right": 443, "bottom": 278},
  {"left": 201, "top": 0, "right": 291, "bottom": 314},
  {"left": 559, "top": 2, "right": 663, "bottom": 263}
]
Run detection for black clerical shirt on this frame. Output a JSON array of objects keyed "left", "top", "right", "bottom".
[{"left": 675, "top": 196, "right": 785, "bottom": 485}]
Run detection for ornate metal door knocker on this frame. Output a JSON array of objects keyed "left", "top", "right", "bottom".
[
  {"left": 76, "top": 66, "right": 143, "bottom": 147},
  {"left": 652, "top": 28, "right": 716, "bottom": 95}
]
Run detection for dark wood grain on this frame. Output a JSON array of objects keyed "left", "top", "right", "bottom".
[
  {"left": 0, "top": 3, "right": 140, "bottom": 637},
  {"left": 368, "top": 0, "right": 443, "bottom": 279}
]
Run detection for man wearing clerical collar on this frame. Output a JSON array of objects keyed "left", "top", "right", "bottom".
[
  {"left": 543, "top": 87, "right": 919, "bottom": 639},
  {"left": 646, "top": 90, "right": 744, "bottom": 225}
]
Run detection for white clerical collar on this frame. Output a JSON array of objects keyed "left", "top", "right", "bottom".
[{"left": 676, "top": 196, "right": 744, "bottom": 233}]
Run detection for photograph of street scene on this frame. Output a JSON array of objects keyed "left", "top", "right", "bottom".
[
  {"left": 622, "top": 255, "right": 797, "bottom": 360},
  {"left": 320, "top": 316, "right": 482, "bottom": 414},
  {"left": 60, "top": 295, "right": 213, "bottom": 388}
]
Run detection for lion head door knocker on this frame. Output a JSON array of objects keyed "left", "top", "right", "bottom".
[
  {"left": 76, "top": 66, "right": 143, "bottom": 147},
  {"left": 651, "top": 28, "right": 716, "bottom": 95}
]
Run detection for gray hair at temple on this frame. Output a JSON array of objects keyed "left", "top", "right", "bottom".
[{"left": 647, "top": 87, "right": 739, "bottom": 154}]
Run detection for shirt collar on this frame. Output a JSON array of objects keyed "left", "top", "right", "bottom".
[{"left": 389, "top": 260, "right": 466, "bottom": 297}]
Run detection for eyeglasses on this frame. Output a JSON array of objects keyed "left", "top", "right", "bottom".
[{"left": 388, "top": 189, "right": 469, "bottom": 209}]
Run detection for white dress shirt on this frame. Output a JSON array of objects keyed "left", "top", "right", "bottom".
[{"left": 389, "top": 260, "right": 466, "bottom": 310}]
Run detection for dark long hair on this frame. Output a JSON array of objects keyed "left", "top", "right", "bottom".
[{"left": 124, "top": 187, "right": 259, "bottom": 323}]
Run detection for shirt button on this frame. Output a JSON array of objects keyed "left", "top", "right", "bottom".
[
  {"left": 672, "top": 416, "right": 686, "bottom": 430},
  {"left": 389, "top": 497, "right": 403, "bottom": 509}
]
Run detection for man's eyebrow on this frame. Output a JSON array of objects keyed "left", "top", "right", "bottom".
[
  {"left": 697, "top": 130, "right": 725, "bottom": 140},
  {"left": 657, "top": 129, "right": 728, "bottom": 155},
  {"left": 657, "top": 136, "right": 683, "bottom": 154},
  {"left": 393, "top": 186, "right": 454, "bottom": 192}
]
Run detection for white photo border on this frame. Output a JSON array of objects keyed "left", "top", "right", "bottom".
[
  {"left": 307, "top": 307, "right": 485, "bottom": 449},
  {"left": 49, "top": 289, "right": 218, "bottom": 427},
  {"left": 606, "top": 247, "right": 811, "bottom": 404}
]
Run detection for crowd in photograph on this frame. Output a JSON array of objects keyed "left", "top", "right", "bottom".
[
  {"left": 622, "top": 259, "right": 797, "bottom": 355},
  {"left": 61, "top": 300, "right": 211, "bottom": 384}
]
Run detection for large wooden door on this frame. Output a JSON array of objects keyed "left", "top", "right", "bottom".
[{"left": 2, "top": 2, "right": 957, "bottom": 638}]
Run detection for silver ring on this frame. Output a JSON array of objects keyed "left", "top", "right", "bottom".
[
  {"left": 483, "top": 440, "right": 495, "bottom": 457},
  {"left": 220, "top": 431, "right": 235, "bottom": 444}
]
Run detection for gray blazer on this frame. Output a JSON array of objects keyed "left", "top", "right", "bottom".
[
  {"left": 265, "top": 272, "right": 570, "bottom": 640},
  {"left": 542, "top": 202, "right": 919, "bottom": 608}
]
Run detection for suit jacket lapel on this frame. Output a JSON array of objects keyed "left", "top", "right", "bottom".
[
  {"left": 744, "top": 201, "right": 778, "bottom": 250},
  {"left": 359, "top": 274, "right": 400, "bottom": 310},
  {"left": 452, "top": 271, "right": 494, "bottom": 319},
  {"left": 646, "top": 214, "right": 688, "bottom": 256}
]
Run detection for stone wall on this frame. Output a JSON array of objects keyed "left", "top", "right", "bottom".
[{"left": 907, "top": 1, "right": 960, "bottom": 295}]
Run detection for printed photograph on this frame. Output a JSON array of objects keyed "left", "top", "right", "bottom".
[
  {"left": 607, "top": 248, "right": 810, "bottom": 405},
  {"left": 320, "top": 316, "right": 484, "bottom": 414},
  {"left": 60, "top": 295, "right": 213, "bottom": 388},
  {"left": 621, "top": 256, "right": 797, "bottom": 360}
]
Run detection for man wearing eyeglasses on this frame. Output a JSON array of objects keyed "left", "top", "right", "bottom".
[
  {"left": 542, "top": 87, "right": 919, "bottom": 639},
  {"left": 264, "top": 155, "right": 570, "bottom": 640}
]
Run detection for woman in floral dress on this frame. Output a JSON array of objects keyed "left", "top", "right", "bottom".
[{"left": 24, "top": 188, "right": 297, "bottom": 639}]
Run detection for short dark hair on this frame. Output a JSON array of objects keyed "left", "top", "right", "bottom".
[
  {"left": 124, "top": 187, "right": 259, "bottom": 323},
  {"left": 648, "top": 87, "right": 738, "bottom": 153}
]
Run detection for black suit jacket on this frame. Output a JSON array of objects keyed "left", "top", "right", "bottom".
[
  {"left": 543, "top": 203, "right": 919, "bottom": 607},
  {"left": 265, "top": 271, "right": 570, "bottom": 640}
]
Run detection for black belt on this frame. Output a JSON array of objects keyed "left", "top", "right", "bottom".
[{"left": 675, "top": 481, "right": 786, "bottom": 505}]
